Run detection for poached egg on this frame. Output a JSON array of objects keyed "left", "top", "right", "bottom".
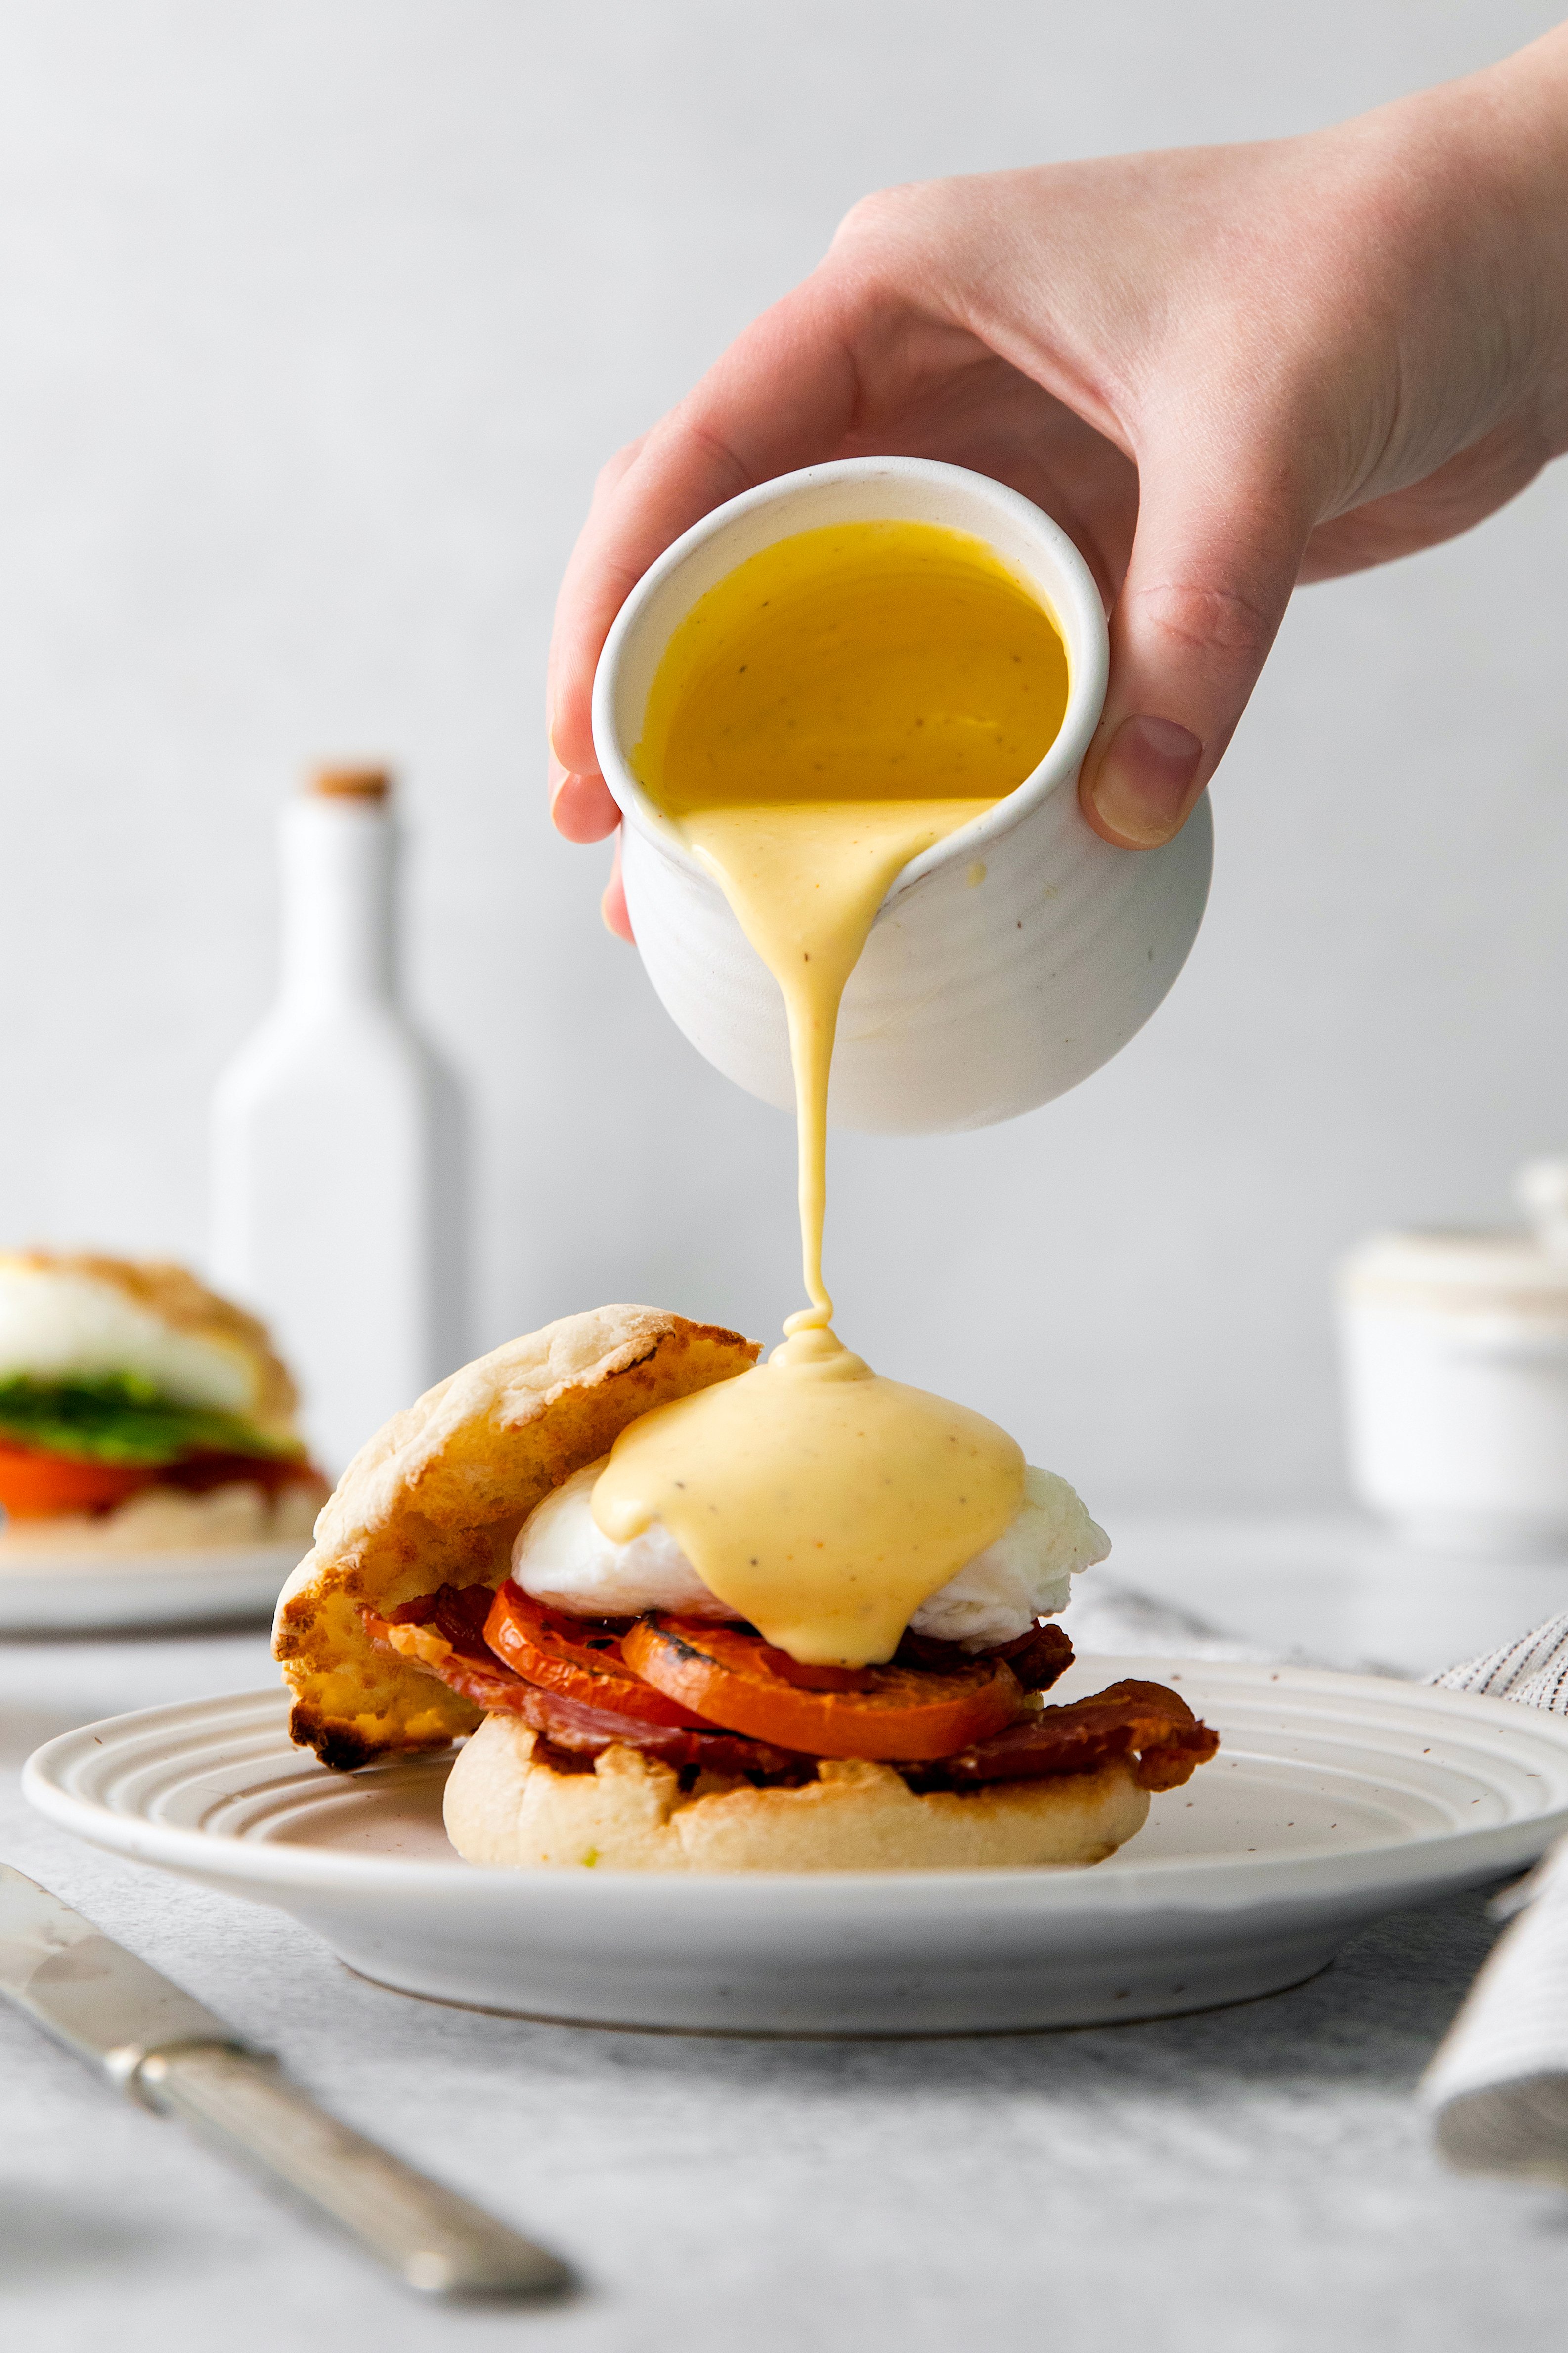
[
  {"left": 512, "top": 1458, "right": 1109, "bottom": 1653},
  {"left": 0, "top": 1256, "right": 260, "bottom": 1415}
]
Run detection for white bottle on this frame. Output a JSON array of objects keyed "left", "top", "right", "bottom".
[{"left": 211, "top": 768, "right": 465, "bottom": 1475}]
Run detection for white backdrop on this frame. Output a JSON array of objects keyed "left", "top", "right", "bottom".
[{"left": 1, "top": 0, "right": 1565, "bottom": 1508}]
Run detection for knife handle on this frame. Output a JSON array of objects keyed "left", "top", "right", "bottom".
[{"left": 136, "top": 2043, "right": 570, "bottom": 2298}]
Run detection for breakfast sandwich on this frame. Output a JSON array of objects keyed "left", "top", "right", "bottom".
[
  {"left": 0, "top": 1251, "right": 328, "bottom": 1552},
  {"left": 276, "top": 1305, "right": 1217, "bottom": 1873}
]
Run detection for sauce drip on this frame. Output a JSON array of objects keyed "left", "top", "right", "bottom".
[{"left": 594, "top": 519, "right": 1068, "bottom": 1663}]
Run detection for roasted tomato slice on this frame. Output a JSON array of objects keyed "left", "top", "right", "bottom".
[
  {"left": 363, "top": 1587, "right": 809, "bottom": 1775},
  {"left": 0, "top": 1441, "right": 155, "bottom": 1519},
  {"left": 931, "top": 1679, "right": 1220, "bottom": 1791},
  {"left": 483, "top": 1582, "right": 711, "bottom": 1729},
  {"left": 622, "top": 1616, "right": 1025, "bottom": 1761}
]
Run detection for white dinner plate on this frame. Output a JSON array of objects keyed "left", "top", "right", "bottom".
[
  {"left": 24, "top": 1655, "right": 1568, "bottom": 2035},
  {"left": 0, "top": 1541, "right": 307, "bottom": 1634}
]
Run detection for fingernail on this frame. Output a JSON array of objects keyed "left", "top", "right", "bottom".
[{"left": 1086, "top": 716, "right": 1203, "bottom": 847}]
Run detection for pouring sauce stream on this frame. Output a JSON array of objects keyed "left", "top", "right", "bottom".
[{"left": 594, "top": 518, "right": 1070, "bottom": 1662}]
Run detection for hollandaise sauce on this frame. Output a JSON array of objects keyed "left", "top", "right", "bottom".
[{"left": 595, "top": 518, "right": 1068, "bottom": 1663}]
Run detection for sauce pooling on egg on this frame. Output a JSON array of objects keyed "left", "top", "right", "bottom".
[
  {"left": 595, "top": 519, "right": 1067, "bottom": 1664},
  {"left": 594, "top": 1325, "right": 1025, "bottom": 1665}
]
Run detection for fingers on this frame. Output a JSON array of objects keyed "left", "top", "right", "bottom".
[
  {"left": 550, "top": 755, "right": 631, "bottom": 940},
  {"left": 1080, "top": 440, "right": 1311, "bottom": 848},
  {"left": 546, "top": 440, "right": 646, "bottom": 793},
  {"left": 601, "top": 838, "right": 633, "bottom": 942},
  {"left": 549, "top": 754, "right": 621, "bottom": 844},
  {"left": 546, "top": 274, "right": 864, "bottom": 793}
]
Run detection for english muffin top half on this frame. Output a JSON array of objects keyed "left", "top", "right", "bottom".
[{"left": 273, "top": 1306, "right": 759, "bottom": 1769}]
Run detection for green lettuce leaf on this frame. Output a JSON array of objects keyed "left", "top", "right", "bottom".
[{"left": 0, "top": 1375, "right": 299, "bottom": 1467}]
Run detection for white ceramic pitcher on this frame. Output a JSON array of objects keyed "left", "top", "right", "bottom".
[{"left": 591, "top": 456, "right": 1212, "bottom": 1134}]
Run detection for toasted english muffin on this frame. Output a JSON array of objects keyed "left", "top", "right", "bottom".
[
  {"left": 273, "top": 1306, "right": 760, "bottom": 1768},
  {"left": 444, "top": 1713, "right": 1150, "bottom": 1872}
]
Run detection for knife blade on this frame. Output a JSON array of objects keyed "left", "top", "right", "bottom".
[{"left": 0, "top": 1863, "right": 572, "bottom": 2299}]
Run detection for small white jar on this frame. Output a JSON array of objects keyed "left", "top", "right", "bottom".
[{"left": 1339, "top": 1164, "right": 1568, "bottom": 1552}]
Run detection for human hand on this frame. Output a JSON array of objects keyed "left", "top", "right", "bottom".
[{"left": 549, "top": 29, "right": 1568, "bottom": 936}]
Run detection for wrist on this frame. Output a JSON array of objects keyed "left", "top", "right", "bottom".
[{"left": 1403, "top": 31, "right": 1568, "bottom": 453}]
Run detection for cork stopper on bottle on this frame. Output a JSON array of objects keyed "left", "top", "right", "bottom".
[{"left": 309, "top": 765, "right": 392, "bottom": 802}]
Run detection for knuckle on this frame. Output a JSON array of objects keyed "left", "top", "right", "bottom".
[
  {"left": 667, "top": 406, "right": 756, "bottom": 501},
  {"left": 831, "top": 180, "right": 920, "bottom": 251},
  {"left": 594, "top": 437, "right": 645, "bottom": 498},
  {"left": 1131, "top": 579, "right": 1278, "bottom": 663}
]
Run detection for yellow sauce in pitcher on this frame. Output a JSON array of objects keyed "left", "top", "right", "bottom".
[{"left": 593, "top": 519, "right": 1070, "bottom": 1662}]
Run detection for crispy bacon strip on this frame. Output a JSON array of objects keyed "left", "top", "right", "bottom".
[
  {"left": 158, "top": 1450, "right": 323, "bottom": 1497},
  {"left": 995, "top": 1621, "right": 1076, "bottom": 1692},
  {"left": 361, "top": 1589, "right": 1214, "bottom": 1794},
  {"left": 897, "top": 1619, "right": 1074, "bottom": 1692},
  {"left": 924, "top": 1678, "right": 1220, "bottom": 1792}
]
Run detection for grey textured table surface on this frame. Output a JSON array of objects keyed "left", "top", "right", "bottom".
[{"left": 4, "top": 1517, "right": 1568, "bottom": 2353}]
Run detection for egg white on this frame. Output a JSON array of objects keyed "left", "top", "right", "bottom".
[
  {"left": 512, "top": 1459, "right": 1108, "bottom": 1650},
  {"left": 0, "top": 1263, "right": 253, "bottom": 1412}
]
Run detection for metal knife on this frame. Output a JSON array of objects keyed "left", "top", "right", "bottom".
[{"left": 0, "top": 1862, "right": 572, "bottom": 2300}]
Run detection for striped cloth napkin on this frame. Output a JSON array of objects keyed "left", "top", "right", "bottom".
[
  {"left": 1420, "top": 1612, "right": 1568, "bottom": 2186},
  {"left": 1429, "top": 1612, "right": 1568, "bottom": 1714},
  {"left": 1071, "top": 1579, "right": 1568, "bottom": 2185}
]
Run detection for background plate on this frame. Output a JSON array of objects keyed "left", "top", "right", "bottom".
[
  {"left": 24, "top": 1656, "right": 1568, "bottom": 2033},
  {"left": 0, "top": 1541, "right": 306, "bottom": 1634}
]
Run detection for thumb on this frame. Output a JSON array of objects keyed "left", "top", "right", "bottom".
[{"left": 1080, "top": 451, "right": 1310, "bottom": 848}]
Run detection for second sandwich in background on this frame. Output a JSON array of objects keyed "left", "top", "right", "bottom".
[{"left": 0, "top": 1250, "right": 327, "bottom": 1557}]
